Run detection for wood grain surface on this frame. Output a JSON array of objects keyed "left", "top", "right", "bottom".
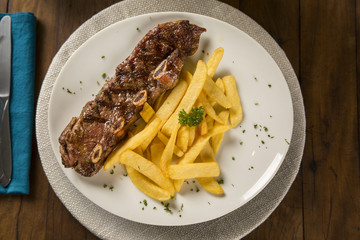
[{"left": 0, "top": 0, "right": 359, "bottom": 239}]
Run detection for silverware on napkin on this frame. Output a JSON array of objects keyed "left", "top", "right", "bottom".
[{"left": 0, "top": 15, "right": 12, "bottom": 188}]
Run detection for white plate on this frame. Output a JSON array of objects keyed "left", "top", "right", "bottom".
[{"left": 48, "top": 12, "right": 293, "bottom": 226}]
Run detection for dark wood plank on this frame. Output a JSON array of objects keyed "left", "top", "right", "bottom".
[
  {"left": 238, "top": 1, "right": 302, "bottom": 239},
  {"left": 0, "top": 0, "right": 7, "bottom": 12},
  {"left": 301, "top": 0, "right": 360, "bottom": 239}
]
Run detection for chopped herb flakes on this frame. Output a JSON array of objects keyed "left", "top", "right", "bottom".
[
  {"left": 85, "top": 159, "right": 90, "bottom": 163},
  {"left": 285, "top": 139, "right": 290, "bottom": 145},
  {"left": 196, "top": 186, "right": 200, "bottom": 192},
  {"left": 254, "top": 124, "right": 258, "bottom": 129},
  {"left": 101, "top": 56, "right": 105, "bottom": 59},
  {"left": 109, "top": 186, "right": 114, "bottom": 191},
  {"left": 123, "top": 173, "right": 128, "bottom": 177},
  {"left": 143, "top": 199, "right": 148, "bottom": 206},
  {"left": 163, "top": 203, "right": 172, "bottom": 214},
  {"left": 97, "top": 81, "right": 100, "bottom": 86},
  {"left": 232, "top": 157, "right": 235, "bottom": 160},
  {"left": 242, "top": 130, "right": 246, "bottom": 133},
  {"left": 136, "top": 27, "right": 140, "bottom": 31},
  {"left": 255, "top": 102, "right": 259, "bottom": 106},
  {"left": 103, "top": 184, "right": 107, "bottom": 188},
  {"left": 110, "top": 169, "right": 114, "bottom": 175},
  {"left": 268, "top": 84, "right": 272, "bottom": 88},
  {"left": 261, "top": 140, "right": 265, "bottom": 144},
  {"left": 217, "top": 179, "right": 224, "bottom": 184},
  {"left": 240, "top": 141, "right": 243, "bottom": 145},
  {"left": 102, "top": 73, "right": 106, "bottom": 78},
  {"left": 153, "top": 207, "right": 156, "bottom": 210}
]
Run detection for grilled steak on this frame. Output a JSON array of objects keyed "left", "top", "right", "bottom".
[{"left": 59, "top": 20, "right": 206, "bottom": 177}]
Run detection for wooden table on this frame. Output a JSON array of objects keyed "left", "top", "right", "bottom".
[{"left": 1, "top": 0, "right": 359, "bottom": 239}]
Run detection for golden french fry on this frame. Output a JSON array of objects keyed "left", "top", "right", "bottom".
[
  {"left": 160, "top": 124, "right": 180, "bottom": 174},
  {"left": 162, "top": 60, "right": 207, "bottom": 136},
  {"left": 198, "top": 91, "right": 224, "bottom": 124},
  {"left": 169, "top": 162, "right": 220, "bottom": 179},
  {"left": 126, "top": 166, "right": 171, "bottom": 201},
  {"left": 104, "top": 118, "right": 162, "bottom": 170},
  {"left": 157, "top": 131, "right": 184, "bottom": 157},
  {"left": 204, "top": 76, "right": 232, "bottom": 109},
  {"left": 179, "top": 124, "right": 231, "bottom": 165},
  {"left": 206, "top": 115, "right": 214, "bottom": 130},
  {"left": 200, "top": 141, "right": 216, "bottom": 162},
  {"left": 223, "top": 75, "right": 243, "bottom": 126},
  {"left": 177, "top": 125, "right": 189, "bottom": 153},
  {"left": 196, "top": 177, "right": 224, "bottom": 195},
  {"left": 173, "top": 124, "right": 231, "bottom": 191},
  {"left": 150, "top": 80, "right": 188, "bottom": 124},
  {"left": 206, "top": 47, "right": 224, "bottom": 78},
  {"left": 188, "top": 126, "right": 196, "bottom": 147},
  {"left": 180, "top": 70, "right": 193, "bottom": 84},
  {"left": 196, "top": 142, "right": 224, "bottom": 194},
  {"left": 150, "top": 140, "right": 164, "bottom": 168},
  {"left": 120, "top": 150, "right": 175, "bottom": 195},
  {"left": 140, "top": 102, "right": 155, "bottom": 123},
  {"left": 215, "top": 78, "right": 225, "bottom": 93},
  {"left": 199, "top": 116, "right": 208, "bottom": 135},
  {"left": 211, "top": 111, "right": 229, "bottom": 154}
]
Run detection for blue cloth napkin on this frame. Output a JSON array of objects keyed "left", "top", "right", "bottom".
[{"left": 0, "top": 12, "right": 36, "bottom": 194}]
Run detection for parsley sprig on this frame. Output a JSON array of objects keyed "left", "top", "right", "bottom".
[{"left": 178, "top": 106, "right": 205, "bottom": 127}]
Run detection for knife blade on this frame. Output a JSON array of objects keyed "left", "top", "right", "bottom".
[{"left": 0, "top": 16, "right": 12, "bottom": 188}]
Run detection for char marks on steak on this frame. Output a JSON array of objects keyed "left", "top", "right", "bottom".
[{"left": 59, "top": 20, "right": 206, "bottom": 177}]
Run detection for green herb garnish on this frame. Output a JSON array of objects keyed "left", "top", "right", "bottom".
[
  {"left": 217, "top": 179, "right": 224, "bottom": 184},
  {"left": 110, "top": 169, "right": 114, "bottom": 175},
  {"left": 178, "top": 106, "right": 205, "bottom": 127},
  {"left": 143, "top": 199, "right": 148, "bottom": 206}
]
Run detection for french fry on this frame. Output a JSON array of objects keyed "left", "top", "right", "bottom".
[
  {"left": 188, "top": 126, "right": 196, "bottom": 146},
  {"left": 211, "top": 110, "right": 229, "bottom": 154},
  {"left": 173, "top": 125, "right": 231, "bottom": 191},
  {"left": 126, "top": 166, "right": 171, "bottom": 201},
  {"left": 196, "top": 177, "right": 224, "bottom": 195},
  {"left": 206, "top": 47, "right": 224, "bottom": 78},
  {"left": 196, "top": 142, "right": 224, "bottom": 194},
  {"left": 223, "top": 75, "right": 243, "bottom": 126},
  {"left": 160, "top": 124, "right": 180, "bottom": 174},
  {"left": 179, "top": 124, "right": 231, "bottom": 165},
  {"left": 206, "top": 115, "right": 214, "bottom": 130},
  {"left": 104, "top": 118, "right": 162, "bottom": 170},
  {"left": 157, "top": 131, "right": 184, "bottom": 157},
  {"left": 215, "top": 78, "right": 225, "bottom": 93},
  {"left": 204, "top": 76, "right": 232, "bottom": 109},
  {"left": 140, "top": 102, "right": 155, "bottom": 123},
  {"left": 151, "top": 80, "right": 188, "bottom": 124},
  {"left": 162, "top": 60, "right": 208, "bottom": 136},
  {"left": 180, "top": 70, "right": 193, "bottom": 84},
  {"left": 169, "top": 162, "right": 220, "bottom": 179},
  {"left": 120, "top": 150, "right": 175, "bottom": 196},
  {"left": 199, "top": 116, "right": 208, "bottom": 135},
  {"left": 176, "top": 125, "right": 189, "bottom": 153},
  {"left": 150, "top": 140, "right": 164, "bottom": 168},
  {"left": 198, "top": 91, "right": 224, "bottom": 124}
]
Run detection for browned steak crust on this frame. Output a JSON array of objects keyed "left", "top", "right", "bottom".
[{"left": 59, "top": 20, "right": 206, "bottom": 177}]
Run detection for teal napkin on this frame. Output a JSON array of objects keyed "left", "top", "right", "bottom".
[{"left": 0, "top": 12, "right": 36, "bottom": 194}]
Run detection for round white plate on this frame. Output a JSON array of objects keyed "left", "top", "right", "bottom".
[{"left": 48, "top": 12, "right": 293, "bottom": 226}]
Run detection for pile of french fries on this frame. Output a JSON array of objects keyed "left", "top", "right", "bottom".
[{"left": 104, "top": 48, "right": 243, "bottom": 201}]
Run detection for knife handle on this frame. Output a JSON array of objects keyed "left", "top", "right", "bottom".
[{"left": 0, "top": 97, "right": 12, "bottom": 187}]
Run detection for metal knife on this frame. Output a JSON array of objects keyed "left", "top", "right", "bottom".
[{"left": 0, "top": 16, "right": 12, "bottom": 188}]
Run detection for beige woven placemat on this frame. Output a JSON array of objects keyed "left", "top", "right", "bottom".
[{"left": 36, "top": 0, "right": 305, "bottom": 239}]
